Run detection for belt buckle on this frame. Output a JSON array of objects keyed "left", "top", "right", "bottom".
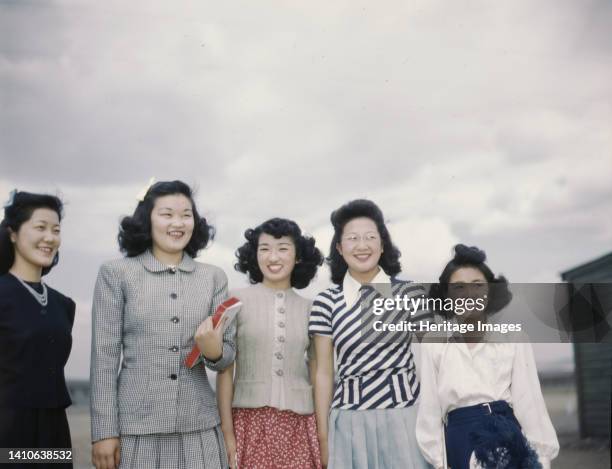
[{"left": 482, "top": 402, "right": 492, "bottom": 414}]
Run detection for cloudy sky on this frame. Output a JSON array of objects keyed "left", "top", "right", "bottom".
[{"left": 2, "top": 0, "right": 611, "bottom": 378}]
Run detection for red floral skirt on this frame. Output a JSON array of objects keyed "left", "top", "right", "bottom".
[{"left": 233, "top": 407, "right": 322, "bottom": 469}]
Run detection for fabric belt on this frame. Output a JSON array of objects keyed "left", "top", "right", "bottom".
[{"left": 447, "top": 400, "right": 512, "bottom": 425}]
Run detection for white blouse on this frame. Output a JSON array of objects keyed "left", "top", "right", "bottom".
[{"left": 416, "top": 340, "right": 559, "bottom": 469}]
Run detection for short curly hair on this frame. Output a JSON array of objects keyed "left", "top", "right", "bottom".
[
  {"left": 235, "top": 218, "right": 323, "bottom": 289},
  {"left": 118, "top": 180, "right": 214, "bottom": 257},
  {"left": 0, "top": 191, "right": 64, "bottom": 276},
  {"left": 428, "top": 244, "right": 512, "bottom": 316},
  {"left": 327, "top": 199, "right": 401, "bottom": 285}
]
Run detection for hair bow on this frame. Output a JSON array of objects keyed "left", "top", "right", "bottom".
[
  {"left": 3, "top": 189, "right": 18, "bottom": 209},
  {"left": 136, "top": 177, "right": 156, "bottom": 202}
]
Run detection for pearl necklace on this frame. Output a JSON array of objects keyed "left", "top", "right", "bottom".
[{"left": 15, "top": 276, "right": 48, "bottom": 306}]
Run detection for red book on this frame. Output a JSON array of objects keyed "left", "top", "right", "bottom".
[{"left": 185, "top": 297, "right": 242, "bottom": 369}]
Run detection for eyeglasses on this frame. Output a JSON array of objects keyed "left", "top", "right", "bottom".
[{"left": 341, "top": 232, "right": 380, "bottom": 245}]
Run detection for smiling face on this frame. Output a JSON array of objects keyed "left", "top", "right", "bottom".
[
  {"left": 150, "top": 194, "right": 195, "bottom": 261},
  {"left": 10, "top": 208, "right": 61, "bottom": 273},
  {"left": 337, "top": 217, "right": 383, "bottom": 283},
  {"left": 257, "top": 233, "right": 296, "bottom": 289}
]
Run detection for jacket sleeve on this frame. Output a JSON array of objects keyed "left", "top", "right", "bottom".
[
  {"left": 64, "top": 296, "right": 76, "bottom": 329},
  {"left": 201, "top": 268, "right": 236, "bottom": 372},
  {"left": 90, "top": 262, "right": 124, "bottom": 442}
]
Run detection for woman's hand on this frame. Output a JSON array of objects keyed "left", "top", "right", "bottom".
[
  {"left": 223, "top": 429, "right": 238, "bottom": 468},
  {"left": 194, "top": 316, "right": 226, "bottom": 361},
  {"left": 92, "top": 437, "right": 120, "bottom": 469},
  {"left": 319, "top": 435, "right": 329, "bottom": 468}
]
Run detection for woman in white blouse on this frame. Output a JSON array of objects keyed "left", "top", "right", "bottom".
[{"left": 416, "top": 244, "right": 559, "bottom": 469}]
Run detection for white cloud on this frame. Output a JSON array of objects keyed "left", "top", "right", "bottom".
[{"left": 2, "top": 0, "right": 611, "bottom": 377}]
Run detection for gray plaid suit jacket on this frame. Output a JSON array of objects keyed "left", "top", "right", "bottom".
[{"left": 90, "top": 250, "right": 235, "bottom": 442}]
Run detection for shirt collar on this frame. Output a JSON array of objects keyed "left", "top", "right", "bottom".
[
  {"left": 343, "top": 268, "right": 391, "bottom": 309},
  {"left": 138, "top": 249, "right": 197, "bottom": 273}
]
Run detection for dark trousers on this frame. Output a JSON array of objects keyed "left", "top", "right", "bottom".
[{"left": 444, "top": 400, "right": 540, "bottom": 469}]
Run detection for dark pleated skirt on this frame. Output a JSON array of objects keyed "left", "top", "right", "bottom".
[{"left": 0, "top": 407, "right": 72, "bottom": 469}]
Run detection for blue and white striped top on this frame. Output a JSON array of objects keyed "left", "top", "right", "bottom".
[{"left": 309, "top": 271, "right": 432, "bottom": 410}]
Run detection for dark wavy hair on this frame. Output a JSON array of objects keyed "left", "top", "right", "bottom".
[
  {"left": 429, "top": 244, "right": 512, "bottom": 316},
  {"left": 0, "top": 191, "right": 64, "bottom": 276},
  {"left": 235, "top": 218, "right": 323, "bottom": 289},
  {"left": 118, "top": 180, "right": 214, "bottom": 257},
  {"left": 327, "top": 199, "right": 401, "bottom": 285}
]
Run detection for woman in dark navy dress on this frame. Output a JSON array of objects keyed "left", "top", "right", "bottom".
[{"left": 0, "top": 190, "right": 75, "bottom": 468}]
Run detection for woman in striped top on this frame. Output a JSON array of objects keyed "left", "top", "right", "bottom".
[{"left": 309, "top": 199, "right": 431, "bottom": 469}]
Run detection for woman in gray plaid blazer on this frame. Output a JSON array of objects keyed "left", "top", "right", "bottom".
[{"left": 90, "top": 181, "right": 235, "bottom": 469}]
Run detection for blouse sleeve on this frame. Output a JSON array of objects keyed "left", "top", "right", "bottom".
[
  {"left": 309, "top": 291, "right": 333, "bottom": 337},
  {"left": 510, "top": 343, "right": 560, "bottom": 468},
  {"left": 201, "top": 268, "right": 236, "bottom": 372},
  {"left": 90, "top": 262, "right": 124, "bottom": 442},
  {"left": 305, "top": 301, "right": 316, "bottom": 362},
  {"left": 415, "top": 343, "right": 446, "bottom": 469}
]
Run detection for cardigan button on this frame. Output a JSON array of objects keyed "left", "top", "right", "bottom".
[
  {"left": 277, "top": 336, "right": 285, "bottom": 343},
  {"left": 170, "top": 293, "right": 178, "bottom": 299},
  {"left": 171, "top": 316, "right": 179, "bottom": 324},
  {"left": 278, "top": 321, "right": 285, "bottom": 328},
  {"left": 275, "top": 369, "right": 284, "bottom": 377},
  {"left": 170, "top": 374, "right": 177, "bottom": 380},
  {"left": 276, "top": 292, "right": 284, "bottom": 299},
  {"left": 277, "top": 307, "right": 285, "bottom": 314},
  {"left": 170, "top": 346, "right": 179, "bottom": 352},
  {"left": 275, "top": 352, "right": 283, "bottom": 360}
]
